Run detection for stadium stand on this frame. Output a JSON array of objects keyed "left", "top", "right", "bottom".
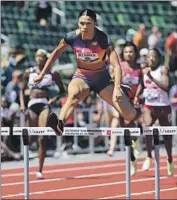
[{"left": 1, "top": 1, "right": 177, "bottom": 67}]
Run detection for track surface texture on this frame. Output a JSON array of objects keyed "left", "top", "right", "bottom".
[{"left": 1, "top": 150, "right": 177, "bottom": 199}]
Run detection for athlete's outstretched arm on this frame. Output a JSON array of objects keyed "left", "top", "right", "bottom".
[
  {"left": 34, "top": 39, "right": 68, "bottom": 84},
  {"left": 147, "top": 66, "right": 169, "bottom": 91}
]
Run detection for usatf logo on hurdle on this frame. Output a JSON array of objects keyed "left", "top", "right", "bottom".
[
  {"left": 13, "top": 127, "right": 50, "bottom": 135},
  {"left": 143, "top": 126, "right": 177, "bottom": 135}
]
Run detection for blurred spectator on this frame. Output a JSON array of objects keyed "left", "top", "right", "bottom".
[
  {"left": 1, "top": 35, "right": 29, "bottom": 72},
  {"left": 169, "top": 82, "right": 177, "bottom": 126},
  {"left": 115, "top": 39, "right": 126, "bottom": 57},
  {"left": 1, "top": 95, "right": 21, "bottom": 156},
  {"left": 139, "top": 48, "right": 149, "bottom": 60},
  {"left": 35, "top": 2, "right": 52, "bottom": 26},
  {"left": 77, "top": 112, "right": 87, "bottom": 127},
  {"left": 148, "top": 26, "right": 162, "bottom": 49},
  {"left": 1, "top": 94, "right": 20, "bottom": 129},
  {"left": 133, "top": 24, "right": 148, "bottom": 51},
  {"left": 126, "top": 28, "right": 136, "bottom": 42},
  {"left": 1, "top": 64, "right": 13, "bottom": 95},
  {"left": 79, "top": 93, "right": 95, "bottom": 124},
  {"left": 5, "top": 70, "right": 22, "bottom": 105},
  {"left": 1, "top": 141, "right": 21, "bottom": 161},
  {"left": 138, "top": 57, "right": 149, "bottom": 75},
  {"left": 137, "top": 48, "right": 148, "bottom": 67},
  {"left": 1, "top": 96, "right": 13, "bottom": 127},
  {"left": 165, "top": 26, "right": 177, "bottom": 73},
  {"left": 4, "top": 70, "right": 22, "bottom": 127},
  {"left": 139, "top": 48, "right": 148, "bottom": 57}
]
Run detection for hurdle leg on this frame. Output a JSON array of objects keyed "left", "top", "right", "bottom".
[
  {"left": 22, "top": 129, "right": 29, "bottom": 200},
  {"left": 153, "top": 128, "right": 160, "bottom": 200},
  {"left": 20, "top": 112, "right": 26, "bottom": 155},
  {"left": 124, "top": 129, "right": 131, "bottom": 200}
]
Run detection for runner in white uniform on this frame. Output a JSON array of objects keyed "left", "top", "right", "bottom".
[
  {"left": 20, "top": 49, "right": 65, "bottom": 179},
  {"left": 135, "top": 48, "right": 174, "bottom": 176}
]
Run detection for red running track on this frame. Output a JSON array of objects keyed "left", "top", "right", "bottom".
[{"left": 1, "top": 155, "right": 177, "bottom": 199}]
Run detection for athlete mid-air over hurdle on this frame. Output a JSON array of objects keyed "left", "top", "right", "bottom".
[{"left": 33, "top": 9, "right": 140, "bottom": 136}]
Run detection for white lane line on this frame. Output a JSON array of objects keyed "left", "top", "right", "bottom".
[
  {"left": 2, "top": 163, "right": 126, "bottom": 178},
  {"left": 3, "top": 154, "right": 177, "bottom": 172},
  {"left": 2, "top": 157, "right": 176, "bottom": 178},
  {"left": 2, "top": 174, "right": 177, "bottom": 198},
  {"left": 2, "top": 162, "right": 176, "bottom": 187},
  {"left": 98, "top": 187, "right": 177, "bottom": 199},
  {"left": 1, "top": 158, "right": 126, "bottom": 171}
]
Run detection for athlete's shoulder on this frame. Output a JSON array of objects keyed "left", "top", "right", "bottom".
[
  {"left": 160, "top": 65, "right": 169, "bottom": 74},
  {"left": 63, "top": 29, "right": 80, "bottom": 45},
  {"left": 95, "top": 27, "right": 113, "bottom": 49}
]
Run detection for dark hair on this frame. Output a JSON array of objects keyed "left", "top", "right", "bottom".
[
  {"left": 78, "top": 9, "right": 96, "bottom": 22},
  {"left": 148, "top": 48, "right": 161, "bottom": 59},
  {"left": 121, "top": 41, "right": 138, "bottom": 61},
  {"left": 148, "top": 48, "right": 162, "bottom": 66}
]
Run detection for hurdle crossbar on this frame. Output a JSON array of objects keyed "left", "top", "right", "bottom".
[
  {"left": 1, "top": 127, "right": 141, "bottom": 136},
  {"left": 1, "top": 126, "right": 176, "bottom": 136},
  {"left": 1, "top": 126, "right": 177, "bottom": 200}
]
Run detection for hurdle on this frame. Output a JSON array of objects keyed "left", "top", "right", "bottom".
[
  {"left": 124, "top": 129, "right": 132, "bottom": 199},
  {"left": 22, "top": 129, "right": 29, "bottom": 200},
  {"left": 1, "top": 126, "right": 177, "bottom": 200},
  {"left": 143, "top": 126, "right": 177, "bottom": 200},
  {"left": 153, "top": 129, "right": 160, "bottom": 200}
]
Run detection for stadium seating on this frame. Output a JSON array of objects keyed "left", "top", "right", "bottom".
[{"left": 1, "top": 1, "right": 177, "bottom": 66}]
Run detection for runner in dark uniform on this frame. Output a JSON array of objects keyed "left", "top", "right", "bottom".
[{"left": 34, "top": 9, "right": 139, "bottom": 135}]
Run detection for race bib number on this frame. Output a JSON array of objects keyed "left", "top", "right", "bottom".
[
  {"left": 122, "top": 75, "right": 139, "bottom": 85},
  {"left": 75, "top": 48, "right": 99, "bottom": 62},
  {"left": 143, "top": 88, "right": 159, "bottom": 100},
  {"left": 76, "top": 52, "right": 99, "bottom": 62}
]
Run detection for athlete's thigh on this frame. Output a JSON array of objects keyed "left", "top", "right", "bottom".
[
  {"left": 27, "top": 110, "right": 38, "bottom": 144},
  {"left": 38, "top": 107, "right": 50, "bottom": 127},
  {"left": 27, "top": 109, "right": 38, "bottom": 127},
  {"left": 158, "top": 106, "right": 172, "bottom": 126},
  {"left": 143, "top": 106, "right": 156, "bottom": 126},
  {"left": 68, "top": 78, "right": 90, "bottom": 101},
  {"left": 37, "top": 109, "right": 50, "bottom": 143},
  {"left": 37, "top": 107, "right": 50, "bottom": 143},
  {"left": 98, "top": 84, "right": 136, "bottom": 120}
]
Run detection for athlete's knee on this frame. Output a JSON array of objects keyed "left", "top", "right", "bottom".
[
  {"left": 67, "top": 90, "right": 82, "bottom": 105},
  {"left": 68, "top": 95, "right": 80, "bottom": 106},
  {"left": 143, "top": 119, "right": 152, "bottom": 127}
]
